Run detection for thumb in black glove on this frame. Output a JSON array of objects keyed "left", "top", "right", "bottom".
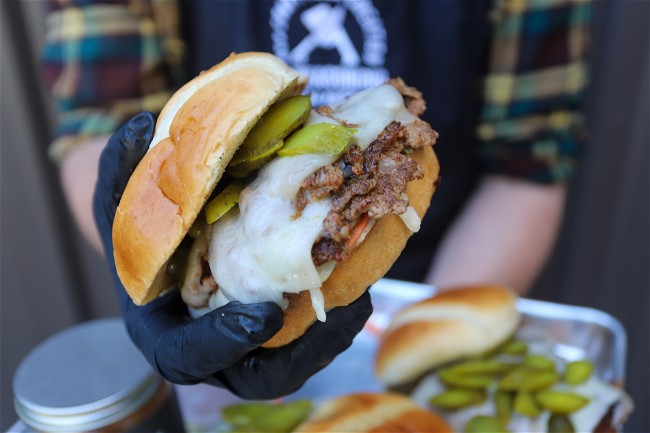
[{"left": 92, "top": 112, "right": 372, "bottom": 399}]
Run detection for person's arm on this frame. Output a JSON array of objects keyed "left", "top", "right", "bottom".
[
  {"left": 426, "top": 175, "right": 565, "bottom": 295},
  {"left": 42, "top": 0, "right": 184, "bottom": 251},
  {"left": 425, "top": 0, "right": 592, "bottom": 295},
  {"left": 59, "top": 137, "right": 109, "bottom": 253}
]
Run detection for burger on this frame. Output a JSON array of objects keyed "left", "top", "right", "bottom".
[
  {"left": 374, "top": 285, "right": 634, "bottom": 432},
  {"left": 293, "top": 392, "right": 452, "bottom": 432},
  {"left": 112, "top": 52, "right": 440, "bottom": 348}
]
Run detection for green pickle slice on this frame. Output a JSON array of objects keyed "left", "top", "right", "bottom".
[
  {"left": 494, "top": 391, "right": 514, "bottom": 424},
  {"left": 228, "top": 139, "right": 284, "bottom": 178},
  {"left": 520, "top": 370, "right": 560, "bottom": 392},
  {"left": 535, "top": 391, "right": 590, "bottom": 414},
  {"left": 548, "top": 414, "right": 576, "bottom": 433},
  {"left": 497, "top": 340, "right": 529, "bottom": 356},
  {"left": 277, "top": 122, "right": 357, "bottom": 157},
  {"left": 429, "top": 389, "right": 486, "bottom": 410},
  {"left": 221, "top": 400, "right": 312, "bottom": 433},
  {"left": 514, "top": 391, "right": 542, "bottom": 417},
  {"left": 498, "top": 367, "right": 527, "bottom": 391},
  {"left": 439, "top": 368, "right": 492, "bottom": 390},
  {"left": 204, "top": 181, "right": 245, "bottom": 224},
  {"left": 564, "top": 360, "right": 594, "bottom": 385},
  {"left": 464, "top": 416, "right": 510, "bottom": 433},
  {"left": 451, "top": 359, "right": 515, "bottom": 376},
  {"left": 228, "top": 95, "right": 311, "bottom": 176},
  {"left": 523, "top": 355, "right": 556, "bottom": 372}
]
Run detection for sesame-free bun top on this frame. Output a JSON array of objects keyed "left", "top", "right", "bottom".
[
  {"left": 293, "top": 392, "right": 453, "bottom": 432},
  {"left": 375, "top": 285, "right": 521, "bottom": 387},
  {"left": 112, "top": 52, "right": 307, "bottom": 305}
]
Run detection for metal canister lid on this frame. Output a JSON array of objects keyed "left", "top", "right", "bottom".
[{"left": 13, "top": 318, "right": 163, "bottom": 432}]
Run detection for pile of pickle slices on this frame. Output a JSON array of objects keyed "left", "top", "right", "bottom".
[
  {"left": 217, "top": 400, "right": 312, "bottom": 433},
  {"left": 202, "top": 95, "right": 357, "bottom": 225},
  {"left": 428, "top": 338, "right": 595, "bottom": 433}
]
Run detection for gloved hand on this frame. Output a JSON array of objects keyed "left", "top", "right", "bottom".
[{"left": 93, "top": 112, "right": 372, "bottom": 400}]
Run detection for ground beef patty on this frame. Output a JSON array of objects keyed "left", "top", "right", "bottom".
[{"left": 298, "top": 119, "right": 436, "bottom": 266}]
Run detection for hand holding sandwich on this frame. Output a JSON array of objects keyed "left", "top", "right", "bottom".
[{"left": 93, "top": 112, "right": 372, "bottom": 399}]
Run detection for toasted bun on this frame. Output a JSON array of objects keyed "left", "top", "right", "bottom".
[
  {"left": 113, "top": 52, "right": 307, "bottom": 305},
  {"left": 375, "top": 285, "right": 520, "bottom": 387},
  {"left": 294, "top": 392, "right": 453, "bottom": 432},
  {"left": 262, "top": 145, "right": 439, "bottom": 347}
]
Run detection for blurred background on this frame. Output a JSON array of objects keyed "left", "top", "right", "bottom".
[{"left": 1, "top": 0, "right": 648, "bottom": 431}]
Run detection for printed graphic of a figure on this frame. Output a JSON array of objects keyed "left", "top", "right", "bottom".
[{"left": 290, "top": 3, "right": 360, "bottom": 66}]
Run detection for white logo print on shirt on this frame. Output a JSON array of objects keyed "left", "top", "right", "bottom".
[{"left": 271, "top": 0, "right": 389, "bottom": 106}]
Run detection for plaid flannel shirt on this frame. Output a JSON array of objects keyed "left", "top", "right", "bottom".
[{"left": 42, "top": 0, "right": 591, "bottom": 184}]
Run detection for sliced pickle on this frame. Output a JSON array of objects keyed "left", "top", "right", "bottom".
[
  {"left": 277, "top": 122, "right": 357, "bottom": 157},
  {"left": 514, "top": 391, "right": 541, "bottom": 417},
  {"left": 535, "top": 391, "right": 590, "bottom": 414},
  {"left": 494, "top": 391, "right": 514, "bottom": 424},
  {"left": 523, "top": 354, "right": 556, "bottom": 372},
  {"left": 548, "top": 414, "right": 576, "bottom": 433},
  {"left": 221, "top": 400, "right": 312, "bottom": 433},
  {"left": 227, "top": 139, "right": 284, "bottom": 178},
  {"left": 498, "top": 367, "right": 527, "bottom": 391},
  {"left": 255, "top": 400, "right": 312, "bottom": 433},
  {"left": 451, "top": 359, "right": 516, "bottom": 376},
  {"left": 429, "top": 389, "right": 487, "bottom": 410},
  {"left": 204, "top": 181, "right": 245, "bottom": 224},
  {"left": 222, "top": 402, "right": 273, "bottom": 429},
  {"left": 228, "top": 95, "right": 311, "bottom": 173},
  {"left": 498, "top": 340, "right": 529, "bottom": 356},
  {"left": 439, "top": 368, "right": 492, "bottom": 390},
  {"left": 464, "top": 416, "right": 510, "bottom": 433},
  {"left": 564, "top": 360, "right": 594, "bottom": 385},
  {"left": 520, "top": 371, "right": 560, "bottom": 392}
]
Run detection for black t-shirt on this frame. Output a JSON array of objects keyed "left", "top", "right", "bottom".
[{"left": 182, "top": 0, "right": 493, "bottom": 281}]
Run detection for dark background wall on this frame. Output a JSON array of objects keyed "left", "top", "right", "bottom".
[{"left": 1, "top": 1, "right": 648, "bottom": 431}]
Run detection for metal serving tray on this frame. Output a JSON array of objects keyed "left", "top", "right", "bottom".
[
  {"left": 290, "top": 278, "right": 628, "bottom": 402},
  {"left": 169, "top": 278, "right": 629, "bottom": 432}
]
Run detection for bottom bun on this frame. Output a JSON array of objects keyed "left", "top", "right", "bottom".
[
  {"left": 294, "top": 392, "right": 453, "bottom": 432},
  {"left": 262, "top": 146, "right": 440, "bottom": 348}
]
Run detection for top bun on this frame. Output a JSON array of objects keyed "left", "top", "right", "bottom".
[
  {"left": 293, "top": 392, "right": 453, "bottom": 432},
  {"left": 112, "top": 52, "right": 307, "bottom": 305},
  {"left": 375, "top": 285, "right": 520, "bottom": 387}
]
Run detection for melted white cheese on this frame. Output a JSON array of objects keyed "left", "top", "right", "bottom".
[
  {"left": 209, "top": 154, "right": 334, "bottom": 320},
  {"left": 208, "top": 85, "right": 417, "bottom": 319},
  {"left": 331, "top": 84, "right": 417, "bottom": 149}
]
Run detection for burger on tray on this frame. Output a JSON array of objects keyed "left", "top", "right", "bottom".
[{"left": 375, "top": 285, "right": 634, "bottom": 432}]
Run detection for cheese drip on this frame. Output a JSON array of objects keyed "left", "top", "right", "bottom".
[
  {"left": 209, "top": 154, "right": 334, "bottom": 321},
  {"left": 208, "top": 84, "right": 416, "bottom": 319}
]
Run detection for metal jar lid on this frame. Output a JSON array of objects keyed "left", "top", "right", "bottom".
[{"left": 13, "top": 318, "right": 163, "bottom": 432}]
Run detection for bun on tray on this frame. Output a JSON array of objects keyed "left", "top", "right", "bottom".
[
  {"left": 375, "top": 285, "right": 520, "bottom": 387},
  {"left": 293, "top": 392, "right": 453, "bottom": 432}
]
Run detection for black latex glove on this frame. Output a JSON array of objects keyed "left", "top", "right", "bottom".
[{"left": 93, "top": 112, "right": 373, "bottom": 399}]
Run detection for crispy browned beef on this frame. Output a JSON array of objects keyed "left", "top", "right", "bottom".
[
  {"left": 300, "top": 120, "right": 433, "bottom": 265},
  {"left": 406, "top": 118, "right": 438, "bottom": 149},
  {"left": 312, "top": 238, "right": 349, "bottom": 266},
  {"left": 295, "top": 165, "right": 344, "bottom": 213},
  {"left": 387, "top": 77, "right": 426, "bottom": 116}
]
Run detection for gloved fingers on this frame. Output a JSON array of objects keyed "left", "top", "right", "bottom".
[
  {"left": 153, "top": 300, "right": 284, "bottom": 384},
  {"left": 212, "top": 290, "right": 373, "bottom": 399},
  {"left": 93, "top": 112, "right": 156, "bottom": 255}
]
